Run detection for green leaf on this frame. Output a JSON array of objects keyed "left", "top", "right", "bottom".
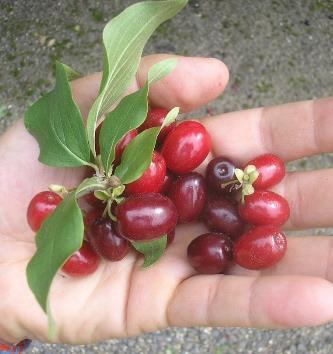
[
  {"left": 115, "top": 107, "right": 179, "bottom": 184},
  {"left": 87, "top": 0, "right": 188, "bottom": 155},
  {"left": 26, "top": 193, "right": 84, "bottom": 317},
  {"left": 99, "top": 58, "right": 177, "bottom": 174},
  {"left": 132, "top": 235, "right": 168, "bottom": 267},
  {"left": 75, "top": 176, "right": 107, "bottom": 198},
  {"left": 24, "top": 62, "right": 92, "bottom": 167}
]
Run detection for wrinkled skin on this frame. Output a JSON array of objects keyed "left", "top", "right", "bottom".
[{"left": 1, "top": 54, "right": 333, "bottom": 344}]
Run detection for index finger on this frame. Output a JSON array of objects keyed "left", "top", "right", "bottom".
[{"left": 203, "top": 97, "right": 333, "bottom": 164}]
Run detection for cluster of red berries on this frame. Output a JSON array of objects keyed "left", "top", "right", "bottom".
[{"left": 27, "top": 107, "right": 289, "bottom": 276}]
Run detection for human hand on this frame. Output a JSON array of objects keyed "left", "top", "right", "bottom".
[{"left": 0, "top": 54, "right": 333, "bottom": 344}]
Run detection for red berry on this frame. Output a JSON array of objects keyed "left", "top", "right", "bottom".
[
  {"left": 95, "top": 124, "right": 138, "bottom": 163},
  {"left": 88, "top": 217, "right": 130, "bottom": 261},
  {"left": 139, "top": 107, "right": 176, "bottom": 143},
  {"left": 62, "top": 240, "right": 100, "bottom": 276},
  {"left": 27, "top": 191, "right": 62, "bottom": 232},
  {"left": 187, "top": 233, "right": 233, "bottom": 274},
  {"left": 203, "top": 197, "right": 245, "bottom": 239},
  {"left": 246, "top": 154, "right": 285, "bottom": 189},
  {"left": 239, "top": 190, "right": 290, "bottom": 226},
  {"left": 115, "top": 129, "right": 138, "bottom": 164},
  {"left": 83, "top": 192, "right": 105, "bottom": 210},
  {"left": 206, "top": 156, "right": 241, "bottom": 194},
  {"left": 84, "top": 208, "right": 104, "bottom": 229},
  {"left": 161, "top": 121, "right": 211, "bottom": 174},
  {"left": 234, "top": 225, "right": 287, "bottom": 270},
  {"left": 167, "top": 229, "right": 175, "bottom": 246},
  {"left": 160, "top": 171, "right": 174, "bottom": 195},
  {"left": 168, "top": 172, "right": 206, "bottom": 223},
  {"left": 116, "top": 193, "right": 178, "bottom": 241},
  {"left": 125, "top": 151, "right": 166, "bottom": 195}
]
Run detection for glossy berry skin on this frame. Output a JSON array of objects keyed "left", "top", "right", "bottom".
[
  {"left": 206, "top": 156, "right": 241, "bottom": 194},
  {"left": 139, "top": 107, "right": 176, "bottom": 143},
  {"left": 88, "top": 217, "right": 130, "bottom": 261},
  {"left": 203, "top": 197, "right": 244, "bottom": 239},
  {"left": 187, "top": 233, "right": 233, "bottom": 274},
  {"left": 116, "top": 193, "right": 178, "bottom": 241},
  {"left": 114, "top": 129, "right": 138, "bottom": 164},
  {"left": 126, "top": 152, "right": 166, "bottom": 195},
  {"left": 239, "top": 190, "right": 290, "bottom": 226},
  {"left": 83, "top": 192, "right": 105, "bottom": 210},
  {"left": 95, "top": 124, "right": 138, "bottom": 162},
  {"left": 161, "top": 121, "right": 211, "bottom": 174},
  {"left": 234, "top": 225, "right": 287, "bottom": 270},
  {"left": 27, "top": 191, "right": 62, "bottom": 232},
  {"left": 62, "top": 241, "right": 100, "bottom": 276},
  {"left": 168, "top": 172, "right": 206, "bottom": 223},
  {"left": 246, "top": 154, "right": 285, "bottom": 189},
  {"left": 84, "top": 208, "right": 104, "bottom": 229},
  {"left": 160, "top": 171, "right": 174, "bottom": 195}
]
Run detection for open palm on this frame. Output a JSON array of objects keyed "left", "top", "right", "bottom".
[{"left": 1, "top": 55, "right": 333, "bottom": 345}]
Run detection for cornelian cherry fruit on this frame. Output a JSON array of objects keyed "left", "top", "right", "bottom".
[
  {"left": 161, "top": 121, "right": 211, "bottom": 174},
  {"left": 62, "top": 240, "right": 100, "bottom": 276},
  {"left": 239, "top": 190, "right": 290, "bottom": 226},
  {"left": 234, "top": 225, "right": 287, "bottom": 270},
  {"left": 27, "top": 191, "right": 62, "bottom": 232},
  {"left": 187, "top": 233, "right": 233, "bottom": 274},
  {"left": 126, "top": 151, "right": 166, "bottom": 195},
  {"left": 246, "top": 154, "right": 285, "bottom": 189}
]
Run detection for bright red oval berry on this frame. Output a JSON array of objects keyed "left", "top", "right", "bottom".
[
  {"left": 27, "top": 191, "right": 62, "bottom": 232},
  {"left": 115, "top": 129, "right": 138, "bottom": 164},
  {"left": 116, "top": 193, "right": 178, "bottom": 241},
  {"left": 88, "top": 217, "right": 130, "bottom": 261},
  {"left": 187, "top": 233, "right": 233, "bottom": 274},
  {"left": 246, "top": 154, "right": 285, "bottom": 189},
  {"left": 139, "top": 107, "right": 176, "bottom": 143},
  {"left": 234, "top": 225, "right": 287, "bottom": 270},
  {"left": 125, "top": 151, "right": 166, "bottom": 195},
  {"left": 239, "top": 190, "right": 290, "bottom": 226},
  {"left": 168, "top": 172, "right": 206, "bottom": 223},
  {"left": 62, "top": 241, "right": 100, "bottom": 276},
  {"left": 161, "top": 121, "right": 211, "bottom": 174},
  {"left": 204, "top": 197, "right": 245, "bottom": 239}
]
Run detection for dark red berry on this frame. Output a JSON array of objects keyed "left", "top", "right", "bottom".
[
  {"left": 125, "top": 151, "right": 166, "bottom": 195},
  {"left": 246, "top": 154, "right": 285, "bottom": 189},
  {"left": 239, "top": 190, "right": 290, "bottom": 226},
  {"left": 160, "top": 171, "right": 174, "bottom": 195},
  {"left": 114, "top": 129, "right": 138, "bottom": 164},
  {"left": 116, "top": 193, "right": 178, "bottom": 241},
  {"left": 168, "top": 172, "right": 206, "bottom": 223},
  {"left": 187, "top": 233, "right": 233, "bottom": 274},
  {"left": 83, "top": 192, "right": 105, "bottom": 210},
  {"left": 203, "top": 197, "right": 244, "bottom": 239},
  {"left": 27, "top": 191, "right": 62, "bottom": 232},
  {"left": 62, "top": 241, "right": 100, "bottom": 276},
  {"left": 167, "top": 229, "right": 175, "bottom": 246},
  {"left": 139, "top": 107, "right": 176, "bottom": 143},
  {"left": 206, "top": 156, "right": 241, "bottom": 194},
  {"left": 161, "top": 121, "right": 211, "bottom": 174},
  {"left": 88, "top": 217, "right": 130, "bottom": 261},
  {"left": 84, "top": 208, "right": 104, "bottom": 229},
  {"left": 95, "top": 124, "right": 138, "bottom": 162},
  {"left": 234, "top": 225, "right": 287, "bottom": 270}
]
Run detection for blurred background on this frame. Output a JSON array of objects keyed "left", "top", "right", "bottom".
[{"left": 1, "top": 0, "right": 333, "bottom": 353}]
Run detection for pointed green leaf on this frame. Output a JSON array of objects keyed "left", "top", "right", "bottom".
[
  {"left": 114, "top": 108, "right": 179, "bottom": 184},
  {"left": 26, "top": 193, "right": 84, "bottom": 314},
  {"left": 99, "top": 59, "right": 177, "bottom": 174},
  {"left": 75, "top": 176, "right": 107, "bottom": 199},
  {"left": 87, "top": 0, "right": 188, "bottom": 155},
  {"left": 24, "top": 62, "right": 91, "bottom": 167},
  {"left": 132, "top": 235, "right": 168, "bottom": 267}
]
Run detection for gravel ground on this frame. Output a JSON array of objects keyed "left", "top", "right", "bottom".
[{"left": 1, "top": 0, "right": 333, "bottom": 353}]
